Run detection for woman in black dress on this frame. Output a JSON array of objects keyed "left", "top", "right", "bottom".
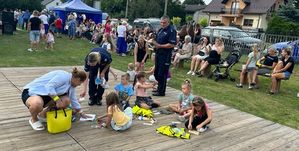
[{"left": 134, "top": 35, "right": 149, "bottom": 72}]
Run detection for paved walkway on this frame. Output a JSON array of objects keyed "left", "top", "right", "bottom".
[{"left": 0, "top": 66, "right": 298, "bottom": 151}]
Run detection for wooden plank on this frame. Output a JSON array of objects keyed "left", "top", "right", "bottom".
[
  {"left": 220, "top": 126, "right": 294, "bottom": 151},
  {"left": 271, "top": 138, "right": 299, "bottom": 151}
]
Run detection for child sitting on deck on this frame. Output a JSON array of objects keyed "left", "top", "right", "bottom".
[
  {"left": 186, "top": 96, "right": 212, "bottom": 133},
  {"left": 168, "top": 79, "right": 194, "bottom": 122},
  {"left": 134, "top": 72, "right": 160, "bottom": 109}
]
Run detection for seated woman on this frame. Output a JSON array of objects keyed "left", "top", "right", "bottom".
[
  {"left": 236, "top": 45, "right": 261, "bottom": 89},
  {"left": 21, "top": 68, "right": 87, "bottom": 131},
  {"left": 172, "top": 35, "right": 192, "bottom": 68},
  {"left": 254, "top": 47, "right": 278, "bottom": 87},
  {"left": 187, "top": 37, "right": 210, "bottom": 76},
  {"left": 256, "top": 47, "right": 278, "bottom": 75},
  {"left": 269, "top": 48, "right": 295, "bottom": 94},
  {"left": 197, "top": 37, "right": 224, "bottom": 76}
]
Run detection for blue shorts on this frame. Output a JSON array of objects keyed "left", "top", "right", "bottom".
[
  {"left": 29, "top": 30, "right": 40, "bottom": 42},
  {"left": 283, "top": 71, "right": 291, "bottom": 80}
]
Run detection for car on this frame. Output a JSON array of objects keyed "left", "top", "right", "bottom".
[
  {"left": 201, "top": 26, "right": 262, "bottom": 53},
  {"left": 133, "top": 18, "right": 161, "bottom": 33},
  {"left": 270, "top": 39, "right": 299, "bottom": 62}
]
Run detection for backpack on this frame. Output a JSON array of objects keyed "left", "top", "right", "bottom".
[
  {"left": 132, "top": 105, "right": 153, "bottom": 118},
  {"left": 156, "top": 125, "right": 190, "bottom": 139}
]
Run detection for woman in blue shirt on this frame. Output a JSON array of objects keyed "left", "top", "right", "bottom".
[{"left": 21, "top": 68, "right": 87, "bottom": 131}]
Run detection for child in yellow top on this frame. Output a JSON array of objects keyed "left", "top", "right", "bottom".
[{"left": 98, "top": 92, "right": 132, "bottom": 131}]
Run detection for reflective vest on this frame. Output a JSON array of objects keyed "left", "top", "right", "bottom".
[{"left": 156, "top": 125, "right": 190, "bottom": 139}]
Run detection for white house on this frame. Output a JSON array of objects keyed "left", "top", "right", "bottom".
[{"left": 41, "top": 0, "right": 63, "bottom": 10}]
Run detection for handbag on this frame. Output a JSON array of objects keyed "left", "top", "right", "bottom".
[{"left": 47, "top": 108, "right": 72, "bottom": 134}]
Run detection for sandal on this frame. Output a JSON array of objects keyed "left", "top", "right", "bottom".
[{"left": 29, "top": 118, "right": 45, "bottom": 131}]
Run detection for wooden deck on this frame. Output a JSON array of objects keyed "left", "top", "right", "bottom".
[{"left": 0, "top": 66, "right": 299, "bottom": 151}]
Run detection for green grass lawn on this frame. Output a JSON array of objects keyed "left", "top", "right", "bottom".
[{"left": 1, "top": 30, "right": 299, "bottom": 129}]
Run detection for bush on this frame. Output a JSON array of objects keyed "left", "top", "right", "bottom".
[
  {"left": 171, "top": 17, "right": 182, "bottom": 27},
  {"left": 198, "top": 17, "right": 208, "bottom": 27},
  {"left": 185, "top": 15, "right": 193, "bottom": 24}
]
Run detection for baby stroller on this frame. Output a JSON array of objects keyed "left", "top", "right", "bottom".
[{"left": 208, "top": 49, "right": 241, "bottom": 82}]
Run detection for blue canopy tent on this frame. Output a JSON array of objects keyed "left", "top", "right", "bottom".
[{"left": 51, "top": 0, "right": 102, "bottom": 24}]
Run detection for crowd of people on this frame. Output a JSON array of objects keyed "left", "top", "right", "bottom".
[
  {"left": 21, "top": 9, "right": 296, "bottom": 135},
  {"left": 22, "top": 15, "right": 213, "bottom": 134}
]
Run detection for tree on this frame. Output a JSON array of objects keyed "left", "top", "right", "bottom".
[
  {"left": 0, "top": 0, "right": 42, "bottom": 11},
  {"left": 183, "top": 0, "right": 205, "bottom": 5},
  {"left": 277, "top": 3, "right": 299, "bottom": 23},
  {"left": 266, "top": 15, "right": 299, "bottom": 36},
  {"left": 101, "top": 0, "right": 126, "bottom": 18}
]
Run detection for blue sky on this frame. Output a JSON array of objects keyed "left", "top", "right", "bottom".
[{"left": 203, "top": 0, "right": 212, "bottom": 4}]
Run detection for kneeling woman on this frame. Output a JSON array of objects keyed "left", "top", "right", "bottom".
[
  {"left": 21, "top": 68, "right": 87, "bottom": 130},
  {"left": 185, "top": 96, "right": 212, "bottom": 133}
]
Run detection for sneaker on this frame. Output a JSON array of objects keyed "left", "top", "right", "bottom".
[
  {"left": 177, "top": 116, "right": 186, "bottom": 122},
  {"left": 297, "top": 93, "right": 299, "bottom": 98},
  {"left": 191, "top": 72, "right": 196, "bottom": 76},
  {"left": 187, "top": 71, "right": 192, "bottom": 75},
  {"left": 248, "top": 85, "right": 253, "bottom": 90},
  {"left": 197, "top": 126, "right": 208, "bottom": 133},
  {"left": 27, "top": 48, "right": 33, "bottom": 52},
  {"left": 236, "top": 84, "right": 243, "bottom": 88},
  {"left": 121, "top": 53, "right": 126, "bottom": 57}
]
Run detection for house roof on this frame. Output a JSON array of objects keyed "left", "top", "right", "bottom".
[
  {"left": 202, "top": 0, "right": 224, "bottom": 13},
  {"left": 242, "top": 0, "right": 276, "bottom": 14},
  {"left": 184, "top": 4, "right": 207, "bottom": 12},
  {"left": 203, "top": 0, "right": 277, "bottom": 14}
]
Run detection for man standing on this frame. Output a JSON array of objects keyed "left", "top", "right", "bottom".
[
  {"left": 151, "top": 15, "right": 176, "bottom": 96},
  {"left": 27, "top": 10, "right": 42, "bottom": 52}
]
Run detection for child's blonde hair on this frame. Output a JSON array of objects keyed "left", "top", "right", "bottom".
[
  {"left": 182, "top": 78, "right": 192, "bottom": 89},
  {"left": 128, "top": 63, "right": 135, "bottom": 71},
  {"left": 121, "top": 73, "right": 130, "bottom": 81}
]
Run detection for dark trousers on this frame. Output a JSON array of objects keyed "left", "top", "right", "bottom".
[
  {"left": 88, "top": 66, "right": 109, "bottom": 102},
  {"left": 154, "top": 52, "right": 171, "bottom": 95},
  {"left": 22, "top": 19, "right": 28, "bottom": 30},
  {"left": 185, "top": 114, "right": 210, "bottom": 129}
]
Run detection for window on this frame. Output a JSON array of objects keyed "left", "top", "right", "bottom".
[
  {"left": 243, "top": 19, "right": 253, "bottom": 27},
  {"left": 56, "top": 2, "right": 59, "bottom": 6},
  {"left": 231, "top": 2, "right": 240, "bottom": 14}
]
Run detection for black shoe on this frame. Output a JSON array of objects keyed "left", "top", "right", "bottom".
[
  {"left": 152, "top": 89, "right": 158, "bottom": 93},
  {"left": 152, "top": 92, "right": 165, "bottom": 96},
  {"left": 88, "top": 99, "right": 96, "bottom": 106},
  {"left": 96, "top": 100, "right": 102, "bottom": 106}
]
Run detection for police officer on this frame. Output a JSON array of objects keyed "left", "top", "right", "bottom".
[
  {"left": 151, "top": 15, "right": 177, "bottom": 96},
  {"left": 81, "top": 47, "right": 112, "bottom": 105}
]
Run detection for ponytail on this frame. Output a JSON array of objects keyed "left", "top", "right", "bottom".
[
  {"left": 183, "top": 78, "right": 192, "bottom": 88},
  {"left": 72, "top": 67, "right": 87, "bottom": 82}
]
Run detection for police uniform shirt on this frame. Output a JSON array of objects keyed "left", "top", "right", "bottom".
[
  {"left": 84, "top": 47, "right": 112, "bottom": 73},
  {"left": 156, "top": 25, "right": 177, "bottom": 53}
]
